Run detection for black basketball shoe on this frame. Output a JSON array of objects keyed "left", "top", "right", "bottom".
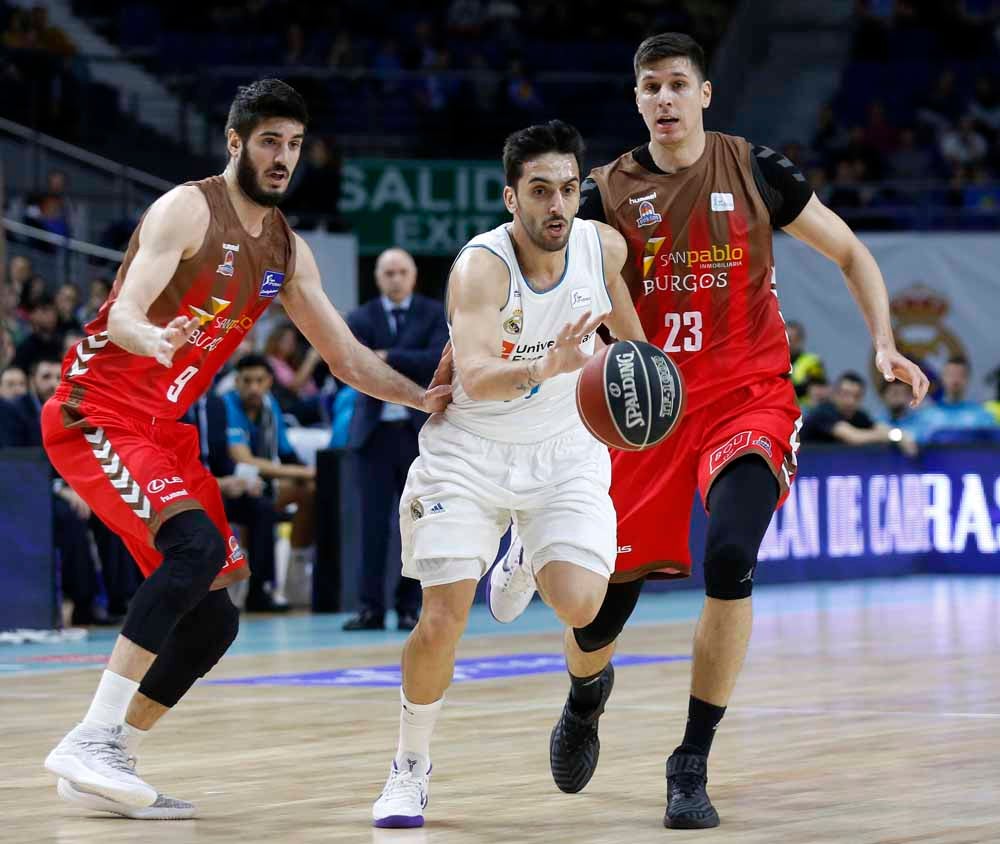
[
  {"left": 549, "top": 664, "right": 614, "bottom": 793},
  {"left": 663, "top": 752, "right": 720, "bottom": 829}
]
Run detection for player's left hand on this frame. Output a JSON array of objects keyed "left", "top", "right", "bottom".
[
  {"left": 422, "top": 341, "right": 453, "bottom": 413},
  {"left": 875, "top": 345, "right": 929, "bottom": 408}
]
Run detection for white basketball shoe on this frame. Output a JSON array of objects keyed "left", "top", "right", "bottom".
[
  {"left": 45, "top": 723, "right": 157, "bottom": 807},
  {"left": 57, "top": 778, "right": 197, "bottom": 819},
  {"left": 373, "top": 757, "right": 431, "bottom": 828},
  {"left": 487, "top": 535, "right": 536, "bottom": 623}
]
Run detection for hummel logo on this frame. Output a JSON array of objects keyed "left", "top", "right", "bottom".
[{"left": 429, "top": 502, "right": 445, "bottom": 514}]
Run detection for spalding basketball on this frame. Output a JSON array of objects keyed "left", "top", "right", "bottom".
[{"left": 576, "top": 341, "right": 684, "bottom": 451}]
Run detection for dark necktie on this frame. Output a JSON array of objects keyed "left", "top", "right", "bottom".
[{"left": 390, "top": 307, "right": 407, "bottom": 341}]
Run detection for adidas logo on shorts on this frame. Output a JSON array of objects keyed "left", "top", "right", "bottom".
[{"left": 429, "top": 502, "right": 445, "bottom": 514}]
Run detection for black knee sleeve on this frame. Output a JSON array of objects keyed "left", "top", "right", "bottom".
[
  {"left": 121, "top": 509, "right": 228, "bottom": 652},
  {"left": 573, "top": 577, "right": 644, "bottom": 652},
  {"left": 703, "top": 456, "right": 779, "bottom": 600},
  {"left": 138, "top": 589, "right": 240, "bottom": 708}
]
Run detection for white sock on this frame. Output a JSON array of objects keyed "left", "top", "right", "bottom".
[
  {"left": 83, "top": 670, "right": 140, "bottom": 729},
  {"left": 122, "top": 722, "right": 149, "bottom": 758},
  {"left": 395, "top": 688, "right": 442, "bottom": 776}
]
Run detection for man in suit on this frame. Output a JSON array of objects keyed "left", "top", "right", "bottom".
[
  {"left": 0, "top": 356, "right": 115, "bottom": 625},
  {"left": 342, "top": 248, "right": 448, "bottom": 631}
]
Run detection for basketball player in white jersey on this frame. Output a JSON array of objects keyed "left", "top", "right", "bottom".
[{"left": 371, "top": 120, "right": 646, "bottom": 828}]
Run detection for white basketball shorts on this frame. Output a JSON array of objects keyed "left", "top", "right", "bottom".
[{"left": 400, "top": 415, "right": 617, "bottom": 588}]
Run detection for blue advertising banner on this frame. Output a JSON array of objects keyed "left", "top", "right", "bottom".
[
  {"left": 0, "top": 449, "right": 57, "bottom": 630},
  {"left": 668, "top": 446, "right": 1000, "bottom": 593}
]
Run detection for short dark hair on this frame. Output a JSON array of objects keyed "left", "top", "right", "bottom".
[
  {"left": 225, "top": 79, "right": 309, "bottom": 141},
  {"left": 235, "top": 353, "right": 273, "bottom": 376},
  {"left": 27, "top": 293, "right": 55, "bottom": 311},
  {"left": 502, "top": 120, "right": 586, "bottom": 189},
  {"left": 29, "top": 356, "right": 61, "bottom": 376},
  {"left": 633, "top": 32, "right": 707, "bottom": 81},
  {"left": 837, "top": 371, "right": 866, "bottom": 389},
  {"left": 945, "top": 355, "right": 969, "bottom": 369}
]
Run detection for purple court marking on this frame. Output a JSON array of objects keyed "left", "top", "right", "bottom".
[{"left": 207, "top": 653, "right": 690, "bottom": 688}]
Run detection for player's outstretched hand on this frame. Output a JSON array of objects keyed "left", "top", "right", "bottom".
[
  {"left": 537, "top": 311, "right": 608, "bottom": 380},
  {"left": 154, "top": 315, "right": 199, "bottom": 367},
  {"left": 875, "top": 346, "right": 929, "bottom": 408},
  {"left": 422, "top": 341, "right": 454, "bottom": 413}
]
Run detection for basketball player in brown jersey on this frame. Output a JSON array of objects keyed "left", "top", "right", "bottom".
[
  {"left": 41, "top": 79, "right": 452, "bottom": 819},
  {"left": 490, "top": 34, "right": 929, "bottom": 828}
]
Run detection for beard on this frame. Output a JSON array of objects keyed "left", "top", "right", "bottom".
[
  {"left": 236, "top": 150, "right": 287, "bottom": 208},
  {"left": 524, "top": 217, "right": 572, "bottom": 253}
]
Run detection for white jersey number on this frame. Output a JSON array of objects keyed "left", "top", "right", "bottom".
[
  {"left": 663, "top": 311, "right": 703, "bottom": 353},
  {"left": 166, "top": 365, "right": 199, "bottom": 403}
]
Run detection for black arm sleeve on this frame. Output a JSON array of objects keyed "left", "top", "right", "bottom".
[
  {"left": 577, "top": 177, "right": 606, "bottom": 223},
  {"left": 750, "top": 145, "right": 814, "bottom": 229}
]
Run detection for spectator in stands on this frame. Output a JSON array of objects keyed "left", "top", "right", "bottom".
[
  {"left": 968, "top": 76, "right": 1000, "bottom": 133},
  {"left": 0, "top": 364, "right": 26, "bottom": 401},
  {"left": 0, "top": 326, "right": 14, "bottom": 371},
  {"left": 863, "top": 100, "right": 898, "bottom": 158},
  {"left": 0, "top": 356, "right": 115, "bottom": 625},
  {"left": 887, "top": 128, "right": 935, "bottom": 181},
  {"left": 54, "top": 282, "right": 81, "bottom": 333},
  {"left": 224, "top": 354, "right": 316, "bottom": 607},
  {"left": 7, "top": 255, "right": 33, "bottom": 297},
  {"left": 813, "top": 103, "right": 850, "bottom": 160},
  {"left": 915, "top": 356, "right": 999, "bottom": 443},
  {"left": 19, "top": 274, "right": 47, "bottom": 311},
  {"left": 506, "top": 59, "right": 544, "bottom": 113},
  {"left": 61, "top": 327, "right": 84, "bottom": 357},
  {"left": 287, "top": 137, "right": 345, "bottom": 230},
  {"left": 917, "top": 69, "right": 962, "bottom": 135},
  {"left": 940, "top": 116, "right": 989, "bottom": 168},
  {"left": 985, "top": 367, "right": 1000, "bottom": 424},
  {"left": 786, "top": 320, "right": 826, "bottom": 403},
  {"left": 264, "top": 322, "right": 323, "bottom": 423},
  {"left": 25, "top": 170, "right": 73, "bottom": 241},
  {"left": 76, "top": 277, "right": 110, "bottom": 325},
  {"left": 802, "top": 371, "right": 919, "bottom": 455},
  {"left": 801, "top": 373, "right": 832, "bottom": 410},
  {"left": 876, "top": 378, "right": 925, "bottom": 437},
  {"left": 0, "top": 280, "right": 27, "bottom": 344},
  {"left": 342, "top": 247, "right": 448, "bottom": 631},
  {"left": 184, "top": 391, "right": 287, "bottom": 612},
  {"left": 13, "top": 293, "right": 62, "bottom": 373},
  {"left": 27, "top": 5, "right": 75, "bottom": 56}
]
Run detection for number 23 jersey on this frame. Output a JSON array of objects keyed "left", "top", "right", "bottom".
[
  {"left": 582, "top": 132, "right": 812, "bottom": 414},
  {"left": 54, "top": 175, "right": 296, "bottom": 419}
]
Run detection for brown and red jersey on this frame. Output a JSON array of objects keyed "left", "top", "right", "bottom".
[
  {"left": 582, "top": 132, "right": 812, "bottom": 413},
  {"left": 55, "top": 175, "right": 296, "bottom": 420}
]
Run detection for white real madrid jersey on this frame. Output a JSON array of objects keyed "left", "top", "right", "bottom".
[{"left": 444, "top": 219, "right": 613, "bottom": 444}]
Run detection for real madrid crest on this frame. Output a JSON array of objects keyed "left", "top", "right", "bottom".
[
  {"left": 503, "top": 308, "right": 523, "bottom": 335},
  {"left": 410, "top": 499, "right": 424, "bottom": 521},
  {"left": 875, "top": 283, "right": 965, "bottom": 385}
]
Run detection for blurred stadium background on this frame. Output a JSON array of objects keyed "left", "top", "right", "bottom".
[{"left": 2, "top": 0, "right": 999, "bottom": 629}]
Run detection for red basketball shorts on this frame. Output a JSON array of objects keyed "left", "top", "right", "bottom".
[
  {"left": 609, "top": 375, "right": 802, "bottom": 582},
  {"left": 41, "top": 397, "right": 247, "bottom": 586}
]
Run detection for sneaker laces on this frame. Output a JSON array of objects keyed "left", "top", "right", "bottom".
[
  {"left": 669, "top": 771, "right": 706, "bottom": 799},
  {"left": 79, "top": 734, "right": 139, "bottom": 776},
  {"left": 381, "top": 767, "right": 426, "bottom": 806},
  {"left": 559, "top": 705, "right": 598, "bottom": 753}
]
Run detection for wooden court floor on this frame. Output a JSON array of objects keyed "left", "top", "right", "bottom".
[{"left": 2, "top": 576, "right": 999, "bottom": 843}]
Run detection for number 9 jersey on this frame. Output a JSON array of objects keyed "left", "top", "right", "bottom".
[
  {"left": 580, "top": 133, "right": 813, "bottom": 582},
  {"left": 53, "top": 175, "right": 295, "bottom": 420},
  {"left": 40, "top": 175, "right": 295, "bottom": 587}
]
